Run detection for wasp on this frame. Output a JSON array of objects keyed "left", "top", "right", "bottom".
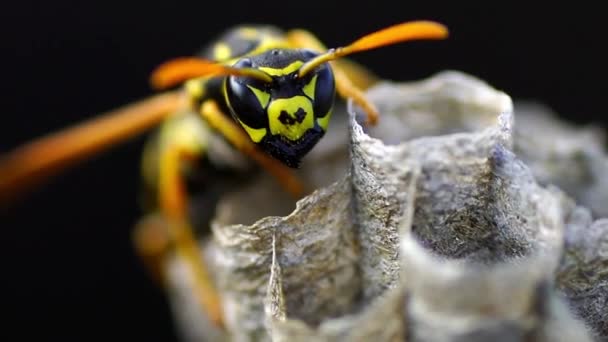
[{"left": 0, "top": 21, "right": 448, "bottom": 328}]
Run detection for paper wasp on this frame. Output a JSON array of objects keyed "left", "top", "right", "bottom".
[{"left": 0, "top": 21, "right": 448, "bottom": 327}]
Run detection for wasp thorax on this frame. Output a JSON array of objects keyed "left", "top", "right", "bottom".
[{"left": 225, "top": 49, "right": 336, "bottom": 168}]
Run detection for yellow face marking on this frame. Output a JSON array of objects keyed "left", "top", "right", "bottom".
[
  {"left": 259, "top": 61, "right": 303, "bottom": 76},
  {"left": 302, "top": 74, "right": 318, "bottom": 99},
  {"left": 213, "top": 43, "right": 232, "bottom": 61},
  {"left": 267, "top": 96, "right": 314, "bottom": 141},
  {"left": 238, "top": 120, "right": 267, "bottom": 143},
  {"left": 316, "top": 109, "right": 332, "bottom": 131},
  {"left": 247, "top": 85, "right": 270, "bottom": 108}
]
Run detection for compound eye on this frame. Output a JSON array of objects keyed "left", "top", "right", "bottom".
[
  {"left": 226, "top": 73, "right": 269, "bottom": 129},
  {"left": 311, "top": 63, "right": 335, "bottom": 118}
]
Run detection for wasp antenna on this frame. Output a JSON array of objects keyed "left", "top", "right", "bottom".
[
  {"left": 150, "top": 57, "right": 272, "bottom": 90},
  {"left": 298, "top": 20, "right": 448, "bottom": 77},
  {"left": 150, "top": 58, "right": 225, "bottom": 89}
]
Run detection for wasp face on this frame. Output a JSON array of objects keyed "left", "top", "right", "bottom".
[{"left": 224, "top": 49, "right": 335, "bottom": 168}]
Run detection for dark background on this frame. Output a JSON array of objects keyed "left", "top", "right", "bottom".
[{"left": 1, "top": 1, "right": 605, "bottom": 341}]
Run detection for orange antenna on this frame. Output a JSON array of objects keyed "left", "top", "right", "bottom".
[
  {"left": 150, "top": 57, "right": 273, "bottom": 90},
  {"left": 298, "top": 20, "right": 448, "bottom": 77}
]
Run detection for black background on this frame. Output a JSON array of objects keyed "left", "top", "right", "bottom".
[{"left": 2, "top": 1, "right": 606, "bottom": 341}]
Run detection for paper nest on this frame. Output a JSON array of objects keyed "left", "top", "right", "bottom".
[{"left": 164, "top": 71, "right": 608, "bottom": 342}]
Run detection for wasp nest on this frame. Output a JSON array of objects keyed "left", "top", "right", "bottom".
[{"left": 165, "top": 71, "right": 608, "bottom": 342}]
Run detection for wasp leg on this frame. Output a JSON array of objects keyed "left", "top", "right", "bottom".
[
  {"left": 153, "top": 113, "right": 224, "bottom": 328},
  {"left": 132, "top": 213, "right": 172, "bottom": 286},
  {"left": 0, "top": 91, "right": 183, "bottom": 207},
  {"left": 286, "top": 29, "right": 380, "bottom": 125},
  {"left": 199, "top": 100, "right": 305, "bottom": 197}
]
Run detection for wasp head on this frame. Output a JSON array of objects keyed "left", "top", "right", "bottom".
[{"left": 224, "top": 49, "right": 335, "bottom": 168}]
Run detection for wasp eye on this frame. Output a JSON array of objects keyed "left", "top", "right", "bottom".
[
  {"left": 225, "top": 72, "right": 269, "bottom": 131},
  {"left": 310, "top": 63, "right": 335, "bottom": 120}
]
